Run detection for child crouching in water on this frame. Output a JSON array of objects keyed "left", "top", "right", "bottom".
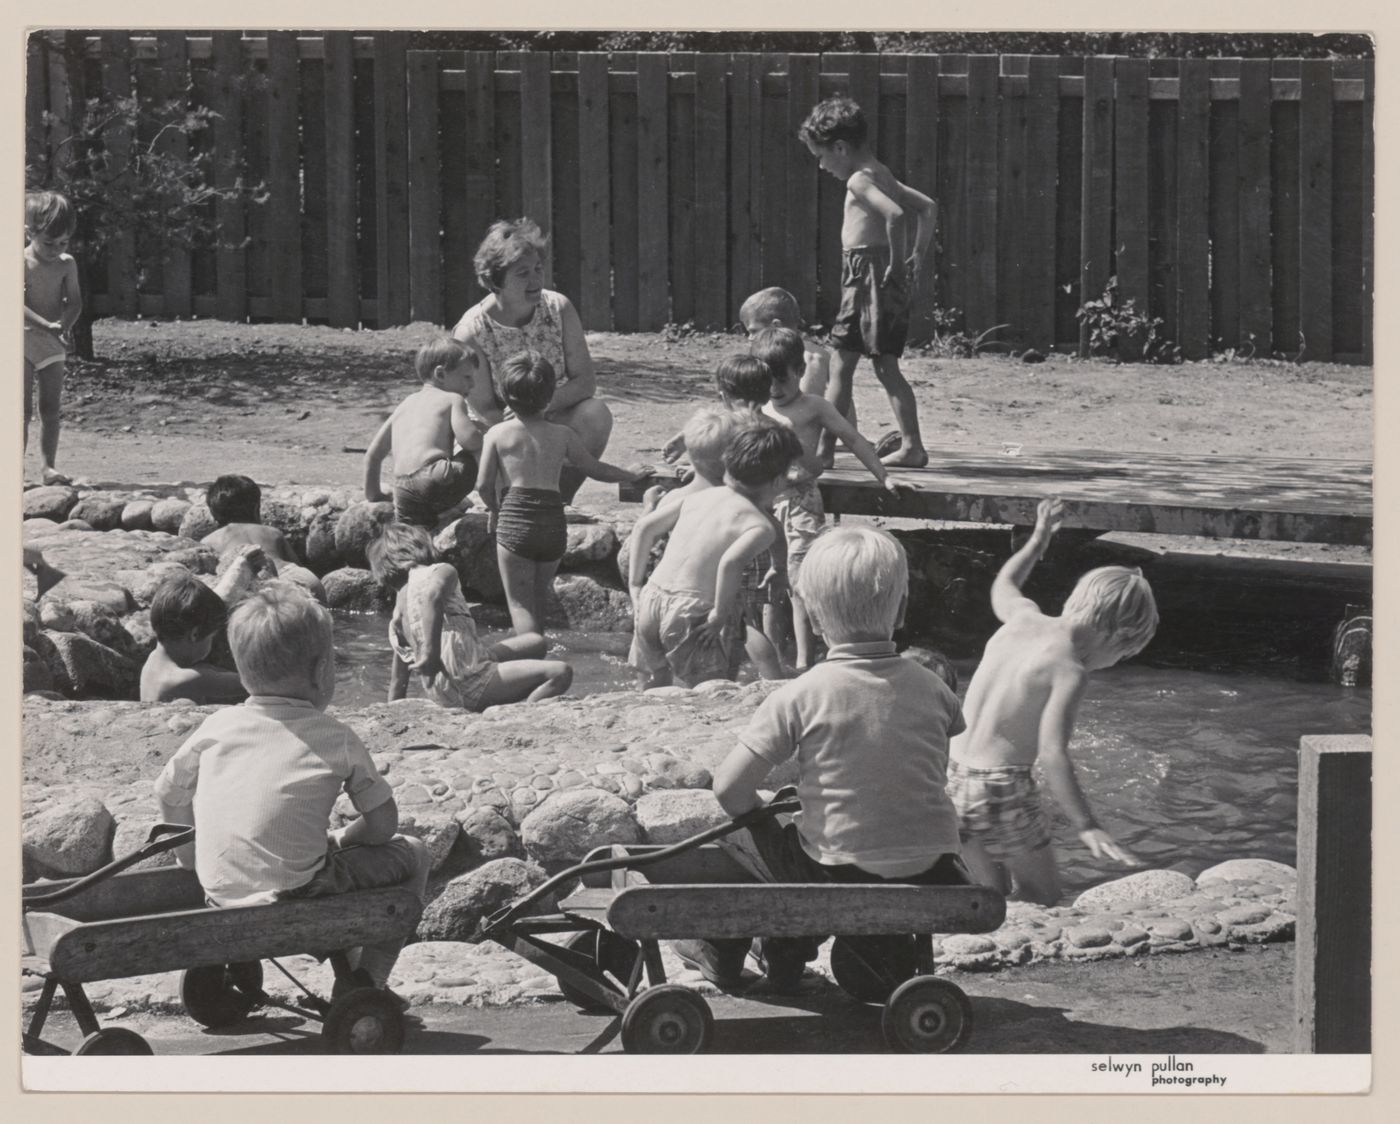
[
  {"left": 950, "top": 497, "right": 1157, "bottom": 906},
  {"left": 155, "top": 584, "right": 430, "bottom": 1003},
  {"left": 477, "top": 351, "right": 644, "bottom": 638},
  {"left": 674, "top": 527, "right": 971, "bottom": 994},
  {"left": 367, "top": 522, "right": 572, "bottom": 710}
]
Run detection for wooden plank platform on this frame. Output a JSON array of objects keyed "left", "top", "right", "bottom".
[{"left": 621, "top": 447, "right": 1371, "bottom": 546}]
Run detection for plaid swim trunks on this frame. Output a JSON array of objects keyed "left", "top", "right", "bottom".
[
  {"left": 773, "top": 473, "right": 825, "bottom": 583},
  {"left": 947, "top": 761, "right": 1053, "bottom": 861}
]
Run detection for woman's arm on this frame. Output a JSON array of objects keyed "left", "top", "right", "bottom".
[
  {"left": 563, "top": 428, "right": 641, "bottom": 484},
  {"left": 547, "top": 296, "right": 598, "bottom": 414}
]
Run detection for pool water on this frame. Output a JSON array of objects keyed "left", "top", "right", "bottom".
[{"left": 330, "top": 610, "right": 1369, "bottom": 896}]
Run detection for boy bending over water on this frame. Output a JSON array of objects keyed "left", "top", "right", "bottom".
[{"left": 950, "top": 498, "right": 1157, "bottom": 906}]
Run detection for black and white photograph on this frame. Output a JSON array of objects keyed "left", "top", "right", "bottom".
[{"left": 16, "top": 8, "right": 1376, "bottom": 1098}]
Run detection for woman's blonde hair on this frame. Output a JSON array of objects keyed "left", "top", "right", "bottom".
[{"left": 795, "top": 527, "right": 908, "bottom": 641}]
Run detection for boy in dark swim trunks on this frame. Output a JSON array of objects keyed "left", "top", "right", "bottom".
[
  {"left": 798, "top": 95, "right": 936, "bottom": 468},
  {"left": 477, "top": 351, "right": 643, "bottom": 637},
  {"left": 363, "top": 337, "right": 487, "bottom": 528}
]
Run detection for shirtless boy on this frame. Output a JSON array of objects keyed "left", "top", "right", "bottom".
[
  {"left": 201, "top": 474, "right": 296, "bottom": 562},
  {"left": 364, "top": 337, "right": 486, "bottom": 528},
  {"left": 752, "top": 325, "right": 900, "bottom": 669},
  {"left": 798, "top": 95, "right": 936, "bottom": 467},
  {"left": 24, "top": 191, "right": 82, "bottom": 485},
  {"left": 950, "top": 497, "right": 1158, "bottom": 905},
  {"left": 629, "top": 422, "right": 803, "bottom": 688}
]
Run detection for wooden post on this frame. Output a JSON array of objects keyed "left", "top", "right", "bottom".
[{"left": 1295, "top": 734, "right": 1371, "bottom": 1053}]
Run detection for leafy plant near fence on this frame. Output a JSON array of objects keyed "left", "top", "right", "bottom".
[{"left": 1075, "top": 276, "right": 1181, "bottom": 364}]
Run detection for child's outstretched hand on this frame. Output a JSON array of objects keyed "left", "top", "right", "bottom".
[
  {"left": 411, "top": 649, "right": 442, "bottom": 681},
  {"left": 662, "top": 433, "right": 686, "bottom": 463},
  {"left": 1031, "top": 496, "right": 1064, "bottom": 544},
  {"left": 1077, "top": 827, "right": 1143, "bottom": 867}
]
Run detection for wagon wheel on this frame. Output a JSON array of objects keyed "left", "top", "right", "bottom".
[
  {"left": 322, "top": 988, "right": 406, "bottom": 1055},
  {"left": 179, "top": 961, "right": 264, "bottom": 1029},
  {"left": 620, "top": 985, "right": 713, "bottom": 1055},
  {"left": 881, "top": 976, "right": 972, "bottom": 1053},
  {"left": 75, "top": 1027, "right": 154, "bottom": 1056},
  {"left": 828, "top": 936, "right": 917, "bottom": 1005},
  {"left": 556, "top": 929, "right": 641, "bottom": 1011}
]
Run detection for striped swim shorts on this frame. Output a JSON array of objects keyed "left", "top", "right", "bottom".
[{"left": 947, "top": 760, "right": 1053, "bottom": 861}]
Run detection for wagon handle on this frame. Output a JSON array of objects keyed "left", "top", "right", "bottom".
[
  {"left": 473, "top": 795, "right": 800, "bottom": 942},
  {"left": 22, "top": 823, "right": 195, "bottom": 910}
]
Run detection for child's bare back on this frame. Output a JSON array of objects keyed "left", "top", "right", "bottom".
[
  {"left": 388, "top": 385, "right": 479, "bottom": 477},
  {"left": 762, "top": 393, "right": 835, "bottom": 478},
  {"left": 202, "top": 523, "right": 295, "bottom": 563},
  {"left": 650, "top": 486, "right": 772, "bottom": 597},
  {"left": 485, "top": 416, "right": 573, "bottom": 491}
]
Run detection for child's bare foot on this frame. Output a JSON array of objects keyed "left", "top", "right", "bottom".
[
  {"left": 881, "top": 444, "right": 928, "bottom": 468},
  {"left": 42, "top": 467, "right": 71, "bottom": 485}
]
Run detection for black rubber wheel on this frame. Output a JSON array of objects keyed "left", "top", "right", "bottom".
[
  {"left": 881, "top": 976, "right": 972, "bottom": 1053},
  {"left": 829, "top": 936, "right": 917, "bottom": 1004},
  {"left": 556, "top": 929, "right": 641, "bottom": 1011},
  {"left": 620, "top": 985, "right": 713, "bottom": 1055},
  {"left": 179, "top": 961, "right": 264, "bottom": 1028},
  {"left": 75, "top": 1027, "right": 154, "bottom": 1056},
  {"left": 322, "top": 988, "right": 406, "bottom": 1055}
]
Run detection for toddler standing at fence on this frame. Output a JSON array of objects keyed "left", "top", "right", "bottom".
[{"left": 24, "top": 191, "right": 82, "bottom": 486}]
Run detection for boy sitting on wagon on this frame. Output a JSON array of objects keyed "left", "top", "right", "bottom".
[{"left": 674, "top": 527, "right": 971, "bottom": 993}]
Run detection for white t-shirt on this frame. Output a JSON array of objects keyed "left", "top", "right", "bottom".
[
  {"left": 738, "top": 641, "right": 965, "bottom": 876},
  {"left": 154, "top": 696, "right": 393, "bottom": 906}
]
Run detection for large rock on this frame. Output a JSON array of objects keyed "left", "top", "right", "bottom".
[
  {"left": 178, "top": 503, "right": 220, "bottom": 542},
  {"left": 1196, "top": 859, "right": 1296, "bottom": 887},
  {"left": 334, "top": 502, "right": 396, "bottom": 569},
  {"left": 547, "top": 574, "right": 633, "bottom": 632},
  {"left": 322, "top": 567, "right": 390, "bottom": 612},
  {"left": 23, "top": 485, "right": 79, "bottom": 521},
  {"left": 633, "top": 789, "right": 728, "bottom": 843},
  {"left": 39, "top": 599, "right": 75, "bottom": 631},
  {"left": 434, "top": 513, "right": 503, "bottom": 601},
  {"left": 1073, "top": 869, "right": 1197, "bottom": 911},
  {"left": 455, "top": 806, "right": 524, "bottom": 865},
  {"left": 42, "top": 631, "right": 140, "bottom": 699},
  {"left": 22, "top": 599, "right": 42, "bottom": 646},
  {"left": 22, "top": 645, "right": 53, "bottom": 693},
  {"left": 397, "top": 805, "right": 464, "bottom": 873},
  {"left": 120, "top": 561, "right": 195, "bottom": 608},
  {"left": 110, "top": 812, "right": 178, "bottom": 871},
  {"left": 416, "top": 857, "right": 552, "bottom": 942},
  {"left": 519, "top": 788, "right": 641, "bottom": 865},
  {"left": 150, "top": 498, "right": 192, "bottom": 534},
  {"left": 69, "top": 495, "right": 127, "bottom": 531},
  {"left": 68, "top": 600, "right": 139, "bottom": 659},
  {"left": 562, "top": 523, "right": 619, "bottom": 568},
  {"left": 118, "top": 611, "right": 158, "bottom": 660},
  {"left": 45, "top": 579, "right": 134, "bottom": 617},
  {"left": 260, "top": 496, "right": 308, "bottom": 560},
  {"left": 23, "top": 797, "right": 115, "bottom": 879},
  {"left": 120, "top": 499, "right": 156, "bottom": 531},
  {"left": 304, "top": 507, "right": 343, "bottom": 573}
]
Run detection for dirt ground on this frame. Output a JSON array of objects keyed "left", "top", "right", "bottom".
[{"left": 28, "top": 318, "right": 1373, "bottom": 526}]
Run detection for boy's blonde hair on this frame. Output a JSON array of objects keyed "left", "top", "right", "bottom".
[
  {"left": 1061, "top": 565, "right": 1159, "bottom": 661},
  {"left": 681, "top": 405, "right": 739, "bottom": 484},
  {"left": 750, "top": 326, "right": 806, "bottom": 384},
  {"left": 740, "top": 287, "right": 801, "bottom": 330},
  {"left": 26, "top": 190, "right": 76, "bottom": 238},
  {"left": 795, "top": 527, "right": 908, "bottom": 641},
  {"left": 415, "top": 336, "right": 469, "bottom": 382},
  {"left": 366, "top": 522, "right": 436, "bottom": 590},
  {"left": 227, "top": 584, "right": 333, "bottom": 695}
]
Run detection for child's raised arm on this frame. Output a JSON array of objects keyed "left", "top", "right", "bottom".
[
  {"left": 702, "top": 523, "right": 774, "bottom": 638},
  {"left": 1037, "top": 664, "right": 1142, "bottom": 868},
  {"left": 563, "top": 428, "right": 645, "bottom": 485},
  {"left": 627, "top": 502, "right": 684, "bottom": 597},
  {"left": 991, "top": 496, "right": 1062, "bottom": 622},
  {"left": 814, "top": 399, "right": 900, "bottom": 495},
  {"left": 362, "top": 414, "right": 395, "bottom": 503}
]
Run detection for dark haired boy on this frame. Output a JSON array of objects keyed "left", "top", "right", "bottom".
[
  {"left": 202, "top": 474, "right": 296, "bottom": 562},
  {"left": 364, "top": 336, "right": 488, "bottom": 528},
  {"left": 24, "top": 191, "right": 82, "bottom": 485},
  {"left": 799, "top": 95, "right": 936, "bottom": 468},
  {"left": 139, "top": 571, "right": 248, "bottom": 704}
]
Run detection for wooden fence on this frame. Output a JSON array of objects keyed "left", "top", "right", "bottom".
[{"left": 27, "top": 34, "right": 1374, "bottom": 362}]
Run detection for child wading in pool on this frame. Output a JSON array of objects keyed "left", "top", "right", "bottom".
[
  {"left": 367, "top": 522, "right": 572, "bottom": 711},
  {"left": 476, "top": 351, "right": 644, "bottom": 638},
  {"left": 950, "top": 497, "right": 1158, "bottom": 906},
  {"left": 798, "top": 95, "right": 936, "bottom": 468}
]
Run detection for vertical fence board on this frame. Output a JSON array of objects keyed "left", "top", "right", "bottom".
[
  {"left": 209, "top": 32, "right": 247, "bottom": 321},
  {"left": 353, "top": 52, "right": 378, "bottom": 315},
  {"left": 609, "top": 71, "right": 639, "bottom": 332},
  {"left": 815, "top": 55, "right": 848, "bottom": 326},
  {"left": 43, "top": 32, "right": 73, "bottom": 183},
  {"left": 266, "top": 32, "right": 303, "bottom": 322},
  {"left": 1021, "top": 56, "right": 1058, "bottom": 351},
  {"left": 323, "top": 32, "right": 358, "bottom": 327},
  {"left": 1148, "top": 97, "right": 1178, "bottom": 345},
  {"left": 636, "top": 53, "right": 670, "bottom": 330},
  {"left": 903, "top": 55, "right": 939, "bottom": 340},
  {"left": 239, "top": 46, "right": 269, "bottom": 314},
  {"left": 520, "top": 51, "right": 553, "bottom": 287},
  {"left": 188, "top": 55, "right": 217, "bottom": 304},
  {"left": 964, "top": 55, "right": 999, "bottom": 337},
  {"left": 1237, "top": 59, "right": 1273, "bottom": 354},
  {"left": 26, "top": 35, "right": 47, "bottom": 170},
  {"left": 461, "top": 51, "right": 497, "bottom": 311},
  {"left": 996, "top": 57, "right": 1029, "bottom": 345},
  {"left": 1330, "top": 95, "right": 1363, "bottom": 356},
  {"left": 1209, "top": 95, "right": 1241, "bottom": 352},
  {"left": 693, "top": 53, "right": 728, "bottom": 329},
  {"left": 666, "top": 53, "right": 696, "bottom": 326},
  {"left": 936, "top": 54, "right": 968, "bottom": 334},
  {"left": 439, "top": 68, "right": 472, "bottom": 327},
  {"left": 576, "top": 53, "right": 612, "bottom": 330},
  {"left": 300, "top": 51, "right": 328, "bottom": 310},
  {"left": 1298, "top": 59, "right": 1334, "bottom": 361},
  {"left": 1078, "top": 57, "right": 1114, "bottom": 355},
  {"left": 1054, "top": 89, "right": 1082, "bottom": 345},
  {"left": 156, "top": 33, "right": 193, "bottom": 318},
  {"left": 550, "top": 65, "right": 582, "bottom": 321},
  {"left": 1271, "top": 82, "right": 1301, "bottom": 356},
  {"left": 373, "top": 32, "right": 410, "bottom": 326},
  {"left": 407, "top": 51, "right": 442, "bottom": 325},
  {"left": 496, "top": 68, "right": 523, "bottom": 234},
  {"left": 1176, "top": 58, "right": 1211, "bottom": 359},
  {"left": 99, "top": 32, "right": 138, "bottom": 317},
  {"left": 1360, "top": 59, "right": 1373, "bottom": 364},
  {"left": 1113, "top": 57, "right": 1150, "bottom": 359},
  {"left": 846, "top": 53, "right": 880, "bottom": 154},
  {"left": 759, "top": 53, "right": 790, "bottom": 294},
  {"left": 728, "top": 53, "right": 758, "bottom": 320}
]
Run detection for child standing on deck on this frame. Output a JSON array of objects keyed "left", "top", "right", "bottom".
[
  {"left": 629, "top": 423, "right": 803, "bottom": 689},
  {"left": 364, "top": 337, "right": 486, "bottom": 529},
  {"left": 155, "top": 585, "right": 430, "bottom": 1006},
  {"left": 950, "top": 497, "right": 1157, "bottom": 906},
  {"left": 24, "top": 191, "right": 82, "bottom": 485},
  {"left": 477, "top": 351, "right": 644, "bottom": 638},
  {"left": 798, "top": 96, "right": 936, "bottom": 468},
  {"left": 752, "top": 326, "right": 901, "bottom": 671},
  {"left": 367, "top": 522, "right": 572, "bottom": 710}
]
